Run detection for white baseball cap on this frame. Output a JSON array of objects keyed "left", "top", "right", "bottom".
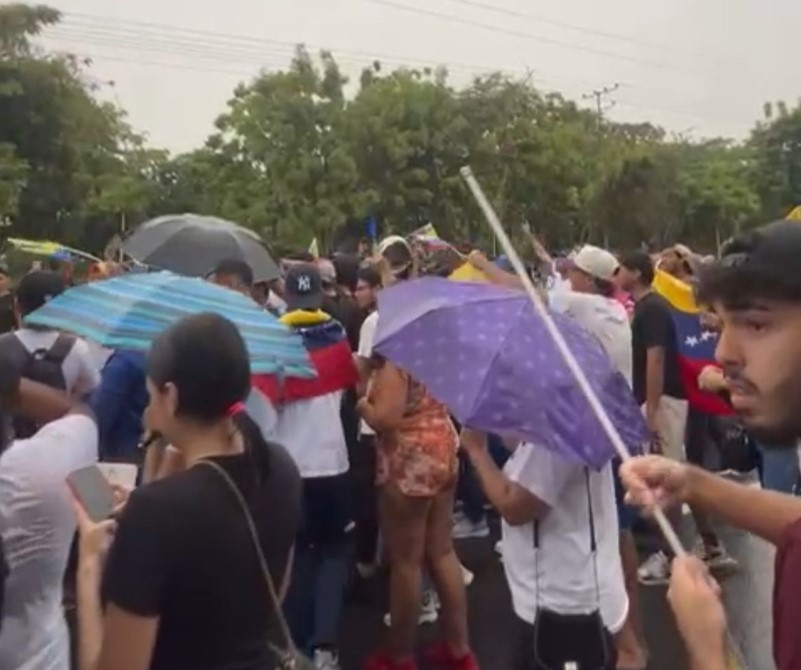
[
  {"left": 569, "top": 245, "right": 619, "bottom": 281},
  {"left": 377, "top": 235, "right": 410, "bottom": 254}
]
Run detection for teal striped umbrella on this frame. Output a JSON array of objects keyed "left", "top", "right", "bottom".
[{"left": 24, "top": 271, "right": 314, "bottom": 377}]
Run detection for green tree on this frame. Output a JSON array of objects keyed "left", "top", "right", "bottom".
[
  {"left": 750, "top": 102, "right": 801, "bottom": 219},
  {"left": 213, "top": 47, "right": 365, "bottom": 249},
  {"left": 342, "top": 65, "right": 470, "bottom": 239},
  {"left": 0, "top": 3, "right": 59, "bottom": 60},
  {"left": 0, "top": 142, "right": 27, "bottom": 218},
  {"left": 0, "top": 4, "right": 154, "bottom": 249},
  {"left": 678, "top": 141, "right": 759, "bottom": 250}
]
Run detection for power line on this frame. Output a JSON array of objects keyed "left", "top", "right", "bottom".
[
  {"left": 364, "top": 0, "right": 696, "bottom": 74},
  {"left": 49, "top": 27, "right": 521, "bottom": 85},
  {"left": 57, "top": 13, "right": 718, "bottom": 107},
  {"left": 61, "top": 12, "right": 722, "bottom": 103},
  {"left": 60, "top": 12, "right": 524, "bottom": 79},
  {"left": 43, "top": 15, "right": 754, "bottom": 132},
  {"left": 62, "top": 51, "right": 281, "bottom": 79},
  {"left": 435, "top": 0, "right": 709, "bottom": 58}
]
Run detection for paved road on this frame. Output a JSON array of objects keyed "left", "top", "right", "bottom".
[{"left": 339, "top": 512, "right": 777, "bottom": 670}]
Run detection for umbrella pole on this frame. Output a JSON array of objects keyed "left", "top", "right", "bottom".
[
  {"left": 460, "top": 166, "right": 684, "bottom": 555},
  {"left": 461, "top": 165, "right": 747, "bottom": 670}
]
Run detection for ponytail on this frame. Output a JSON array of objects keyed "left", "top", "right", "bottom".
[{"left": 233, "top": 411, "right": 272, "bottom": 479}]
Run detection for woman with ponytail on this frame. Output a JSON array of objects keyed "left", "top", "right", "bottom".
[{"left": 71, "top": 313, "right": 302, "bottom": 670}]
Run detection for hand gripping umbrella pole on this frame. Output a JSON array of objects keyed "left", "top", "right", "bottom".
[{"left": 460, "top": 166, "right": 748, "bottom": 670}]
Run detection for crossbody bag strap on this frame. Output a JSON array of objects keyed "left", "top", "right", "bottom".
[
  {"left": 197, "top": 460, "right": 297, "bottom": 654},
  {"left": 532, "top": 468, "right": 602, "bottom": 608},
  {"left": 584, "top": 467, "right": 602, "bottom": 609}
]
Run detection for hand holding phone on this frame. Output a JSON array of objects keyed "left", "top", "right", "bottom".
[
  {"left": 97, "top": 463, "right": 138, "bottom": 490},
  {"left": 67, "top": 465, "right": 115, "bottom": 522}
]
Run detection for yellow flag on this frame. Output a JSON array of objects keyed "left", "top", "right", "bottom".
[
  {"left": 308, "top": 238, "right": 319, "bottom": 259},
  {"left": 786, "top": 206, "right": 801, "bottom": 221},
  {"left": 652, "top": 268, "right": 698, "bottom": 314},
  {"left": 448, "top": 262, "right": 487, "bottom": 283},
  {"left": 410, "top": 223, "right": 440, "bottom": 240}
]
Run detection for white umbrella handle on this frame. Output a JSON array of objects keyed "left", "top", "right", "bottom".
[{"left": 460, "top": 165, "right": 685, "bottom": 557}]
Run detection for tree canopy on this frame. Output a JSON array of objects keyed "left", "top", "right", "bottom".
[{"left": 1, "top": 4, "right": 800, "bottom": 254}]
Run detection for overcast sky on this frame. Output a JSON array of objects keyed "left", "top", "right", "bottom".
[{"left": 38, "top": 0, "right": 801, "bottom": 154}]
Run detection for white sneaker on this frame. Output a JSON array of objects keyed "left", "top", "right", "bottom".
[
  {"left": 452, "top": 510, "right": 490, "bottom": 539},
  {"left": 383, "top": 589, "right": 440, "bottom": 627},
  {"left": 313, "top": 649, "right": 341, "bottom": 670},
  {"left": 637, "top": 550, "right": 671, "bottom": 586},
  {"left": 461, "top": 563, "right": 474, "bottom": 587}
]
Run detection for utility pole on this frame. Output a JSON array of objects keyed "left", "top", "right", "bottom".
[
  {"left": 582, "top": 83, "right": 619, "bottom": 247},
  {"left": 583, "top": 83, "right": 620, "bottom": 126}
]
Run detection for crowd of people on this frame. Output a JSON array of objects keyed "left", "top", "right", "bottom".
[{"left": 0, "top": 221, "right": 800, "bottom": 670}]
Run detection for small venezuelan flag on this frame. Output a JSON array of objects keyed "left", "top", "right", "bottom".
[
  {"left": 253, "top": 310, "right": 358, "bottom": 404},
  {"left": 652, "top": 269, "right": 732, "bottom": 416},
  {"left": 410, "top": 222, "right": 440, "bottom": 240}
]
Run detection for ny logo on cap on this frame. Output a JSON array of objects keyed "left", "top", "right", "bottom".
[{"left": 297, "top": 275, "right": 312, "bottom": 292}]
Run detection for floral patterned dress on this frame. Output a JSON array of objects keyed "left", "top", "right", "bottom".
[{"left": 375, "top": 371, "right": 459, "bottom": 497}]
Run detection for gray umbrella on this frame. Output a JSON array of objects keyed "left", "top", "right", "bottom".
[{"left": 121, "top": 214, "right": 280, "bottom": 282}]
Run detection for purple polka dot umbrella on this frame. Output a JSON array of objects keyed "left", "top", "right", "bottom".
[{"left": 375, "top": 277, "right": 647, "bottom": 469}]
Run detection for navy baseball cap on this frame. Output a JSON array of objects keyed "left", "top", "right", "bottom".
[
  {"left": 283, "top": 263, "right": 323, "bottom": 311},
  {"left": 698, "top": 220, "right": 801, "bottom": 308}
]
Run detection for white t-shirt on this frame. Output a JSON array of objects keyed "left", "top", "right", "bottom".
[
  {"left": 501, "top": 442, "right": 628, "bottom": 632},
  {"left": 552, "top": 292, "right": 633, "bottom": 387},
  {"left": 14, "top": 329, "right": 101, "bottom": 397},
  {"left": 0, "top": 414, "right": 99, "bottom": 670},
  {"left": 268, "top": 391, "right": 349, "bottom": 479},
  {"left": 85, "top": 340, "right": 113, "bottom": 374},
  {"left": 357, "top": 312, "right": 379, "bottom": 437}
]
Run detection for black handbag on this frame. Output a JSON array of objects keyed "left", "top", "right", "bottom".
[
  {"left": 714, "top": 417, "right": 760, "bottom": 474},
  {"left": 531, "top": 469, "right": 613, "bottom": 670}
]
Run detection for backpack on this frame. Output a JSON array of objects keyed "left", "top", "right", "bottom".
[{"left": 0, "top": 332, "right": 75, "bottom": 439}]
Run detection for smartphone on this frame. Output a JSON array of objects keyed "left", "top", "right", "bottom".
[
  {"left": 67, "top": 465, "right": 115, "bottom": 522},
  {"left": 97, "top": 463, "right": 138, "bottom": 489}
]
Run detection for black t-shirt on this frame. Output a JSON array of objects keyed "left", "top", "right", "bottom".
[
  {"left": 103, "top": 444, "right": 302, "bottom": 670},
  {"left": 631, "top": 292, "right": 685, "bottom": 405}
]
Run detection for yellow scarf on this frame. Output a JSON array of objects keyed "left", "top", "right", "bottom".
[{"left": 280, "top": 309, "right": 330, "bottom": 328}]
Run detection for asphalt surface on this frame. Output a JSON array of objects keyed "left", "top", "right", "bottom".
[{"left": 339, "top": 505, "right": 778, "bottom": 670}]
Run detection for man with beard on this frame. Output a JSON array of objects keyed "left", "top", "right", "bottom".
[{"left": 621, "top": 220, "right": 801, "bottom": 670}]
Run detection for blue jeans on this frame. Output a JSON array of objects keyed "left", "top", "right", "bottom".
[
  {"left": 757, "top": 442, "right": 799, "bottom": 495},
  {"left": 284, "top": 474, "right": 352, "bottom": 653},
  {"left": 284, "top": 541, "right": 351, "bottom": 653}
]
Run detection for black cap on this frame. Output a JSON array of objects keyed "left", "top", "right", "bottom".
[
  {"left": 618, "top": 250, "right": 655, "bottom": 285},
  {"left": 284, "top": 263, "right": 323, "bottom": 311},
  {"left": 16, "top": 271, "right": 66, "bottom": 316},
  {"left": 209, "top": 258, "right": 254, "bottom": 288},
  {"left": 721, "top": 220, "right": 801, "bottom": 271},
  {"left": 698, "top": 220, "right": 801, "bottom": 307}
]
